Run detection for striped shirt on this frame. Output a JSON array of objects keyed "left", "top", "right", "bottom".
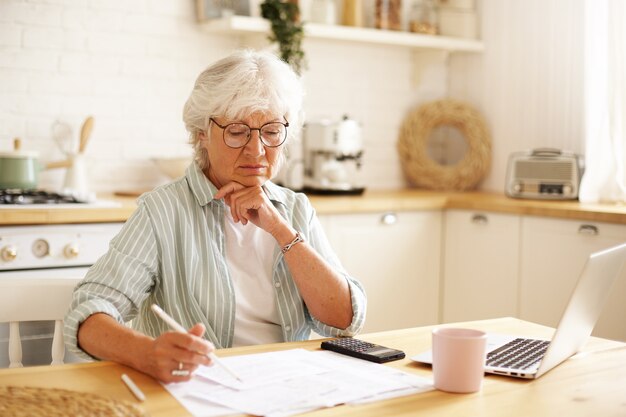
[{"left": 64, "top": 162, "right": 367, "bottom": 360}]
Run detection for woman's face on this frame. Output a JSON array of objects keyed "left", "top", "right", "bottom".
[{"left": 200, "top": 111, "right": 285, "bottom": 189}]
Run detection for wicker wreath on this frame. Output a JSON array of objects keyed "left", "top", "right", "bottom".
[{"left": 397, "top": 99, "right": 491, "bottom": 190}]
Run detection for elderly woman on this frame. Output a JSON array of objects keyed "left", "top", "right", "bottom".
[{"left": 64, "top": 50, "right": 366, "bottom": 382}]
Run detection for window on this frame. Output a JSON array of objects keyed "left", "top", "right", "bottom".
[{"left": 579, "top": 0, "right": 626, "bottom": 203}]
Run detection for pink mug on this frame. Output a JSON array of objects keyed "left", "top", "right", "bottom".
[{"left": 432, "top": 328, "right": 487, "bottom": 393}]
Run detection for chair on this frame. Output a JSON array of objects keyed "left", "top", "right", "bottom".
[{"left": 0, "top": 278, "right": 77, "bottom": 368}]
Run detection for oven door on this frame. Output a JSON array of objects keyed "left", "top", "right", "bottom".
[{"left": 0, "top": 267, "right": 89, "bottom": 368}]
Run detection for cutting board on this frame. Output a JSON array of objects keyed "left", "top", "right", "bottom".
[{"left": 113, "top": 190, "right": 151, "bottom": 198}]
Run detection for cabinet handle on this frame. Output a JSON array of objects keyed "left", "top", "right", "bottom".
[
  {"left": 578, "top": 224, "right": 599, "bottom": 236},
  {"left": 380, "top": 212, "right": 397, "bottom": 225},
  {"left": 471, "top": 214, "right": 488, "bottom": 225}
]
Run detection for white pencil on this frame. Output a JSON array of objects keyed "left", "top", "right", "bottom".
[
  {"left": 150, "top": 304, "right": 243, "bottom": 382},
  {"left": 121, "top": 373, "right": 146, "bottom": 402}
]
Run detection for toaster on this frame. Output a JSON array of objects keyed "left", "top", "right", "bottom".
[{"left": 505, "top": 148, "right": 584, "bottom": 200}]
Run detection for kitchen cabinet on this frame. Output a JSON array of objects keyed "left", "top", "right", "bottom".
[
  {"left": 201, "top": 16, "right": 483, "bottom": 52},
  {"left": 319, "top": 211, "right": 441, "bottom": 333},
  {"left": 442, "top": 210, "right": 521, "bottom": 323},
  {"left": 519, "top": 217, "right": 626, "bottom": 341}
]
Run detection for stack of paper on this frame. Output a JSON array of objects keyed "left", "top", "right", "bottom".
[{"left": 163, "top": 349, "right": 434, "bottom": 417}]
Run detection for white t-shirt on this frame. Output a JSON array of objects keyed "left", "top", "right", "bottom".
[{"left": 223, "top": 210, "right": 284, "bottom": 347}]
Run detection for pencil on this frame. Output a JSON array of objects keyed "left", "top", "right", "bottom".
[
  {"left": 150, "top": 304, "right": 243, "bottom": 382},
  {"left": 121, "top": 373, "right": 145, "bottom": 402}
]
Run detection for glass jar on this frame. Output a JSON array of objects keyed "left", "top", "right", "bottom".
[
  {"left": 342, "top": 0, "right": 364, "bottom": 26},
  {"left": 310, "top": 0, "right": 337, "bottom": 24},
  {"left": 408, "top": 0, "right": 439, "bottom": 34},
  {"left": 375, "top": 0, "right": 402, "bottom": 31}
]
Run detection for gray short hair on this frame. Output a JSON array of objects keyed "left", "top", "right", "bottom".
[{"left": 183, "top": 49, "right": 304, "bottom": 171}]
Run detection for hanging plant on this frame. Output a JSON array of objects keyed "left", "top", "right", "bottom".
[{"left": 260, "top": 0, "right": 307, "bottom": 75}]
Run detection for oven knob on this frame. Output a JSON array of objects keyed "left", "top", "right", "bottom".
[
  {"left": 64, "top": 243, "right": 80, "bottom": 259},
  {"left": 1, "top": 245, "right": 18, "bottom": 262}
]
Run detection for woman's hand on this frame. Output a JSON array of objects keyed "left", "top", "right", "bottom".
[
  {"left": 215, "top": 182, "right": 285, "bottom": 235},
  {"left": 77, "top": 314, "right": 217, "bottom": 384},
  {"left": 213, "top": 182, "right": 354, "bottom": 330},
  {"left": 143, "top": 323, "right": 214, "bottom": 383}
]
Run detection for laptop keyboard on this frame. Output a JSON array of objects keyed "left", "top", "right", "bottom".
[{"left": 486, "top": 338, "right": 551, "bottom": 370}]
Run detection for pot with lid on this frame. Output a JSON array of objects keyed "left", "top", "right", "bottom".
[
  {"left": 0, "top": 138, "right": 42, "bottom": 189},
  {"left": 0, "top": 138, "right": 71, "bottom": 190}
]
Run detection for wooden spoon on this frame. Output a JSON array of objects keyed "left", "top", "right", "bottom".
[{"left": 78, "top": 116, "right": 94, "bottom": 154}]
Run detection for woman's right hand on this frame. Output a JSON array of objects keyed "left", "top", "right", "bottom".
[
  {"left": 144, "top": 323, "right": 215, "bottom": 383},
  {"left": 77, "top": 314, "right": 216, "bottom": 383}
]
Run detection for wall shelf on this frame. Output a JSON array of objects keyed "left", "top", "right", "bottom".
[{"left": 200, "top": 16, "right": 484, "bottom": 53}]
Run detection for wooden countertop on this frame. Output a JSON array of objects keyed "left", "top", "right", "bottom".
[
  {"left": 306, "top": 189, "right": 626, "bottom": 224},
  {"left": 1, "top": 318, "right": 625, "bottom": 417},
  {"left": 0, "top": 194, "right": 138, "bottom": 226},
  {"left": 1, "top": 189, "right": 626, "bottom": 225}
]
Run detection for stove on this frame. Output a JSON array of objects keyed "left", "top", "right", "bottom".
[
  {"left": 0, "top": 187, "right": 126, "bottom": 367},
  {"left": 0, "top": 189, "right": 85, "bottom": 205},
  {"left": 0, "top": 222, "right": 123, "bottom": 367},
  {"left": 0, "top": 223, "right": 122, "bottom": 271}
]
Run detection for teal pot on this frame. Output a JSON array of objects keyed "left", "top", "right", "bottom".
[{"left": 0, "top": 150, "right": 44, "bottom": 190}]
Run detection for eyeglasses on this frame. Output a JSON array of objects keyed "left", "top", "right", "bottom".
[{"left": 210, "top": 118, "right": 289, "bottom": 149}]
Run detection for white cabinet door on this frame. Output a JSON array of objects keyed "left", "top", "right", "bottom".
[
  {"left": 442, "top": 210, "right": 521, "bottom": 323},
  {"left": 520, "top": 217, "right": 626, "bottom": 341},
  {"left": 320, "top": 211, "right": 441, "bottom": 333}
]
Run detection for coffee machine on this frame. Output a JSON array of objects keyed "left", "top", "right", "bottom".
[{"left": 302, "top": 115, "right": 365, "bottom": 195}]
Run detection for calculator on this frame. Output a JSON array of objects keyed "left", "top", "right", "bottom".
[{"left": 320, "top": 337, "right": 406, "bottom": 363}]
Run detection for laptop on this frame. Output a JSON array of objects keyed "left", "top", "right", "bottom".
[{"left": 412, "top": 242, "right": 626, "bottom": 379}]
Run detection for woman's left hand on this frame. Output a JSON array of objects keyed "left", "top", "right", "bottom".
[
  {"left": 215, "top": 181, "right": 354, "bottom": 330},
  {"left": 214, "top": 182, "right": 284, "bottom": 234}
]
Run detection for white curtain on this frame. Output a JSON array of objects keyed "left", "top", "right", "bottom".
[{"left": 579, "top": 0, "right": 626, "bottom": 203}]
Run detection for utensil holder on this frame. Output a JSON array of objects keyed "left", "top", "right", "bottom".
[{"left": 63, "top": 154, "right": 89, "bottom": 196}]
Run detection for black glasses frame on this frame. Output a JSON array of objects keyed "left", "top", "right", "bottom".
[{"left": 209, "top": 117, "right": 289, "bottom": 149}]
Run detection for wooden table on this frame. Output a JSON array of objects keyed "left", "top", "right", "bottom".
[{"left": 1, "top": 318, "right": 625, "bottom": 416}]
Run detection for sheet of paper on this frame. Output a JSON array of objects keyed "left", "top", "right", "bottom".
[
  {"left": 190, "top": 375, "right": 336, "bottom": 416},
  {"left": 162, "top": 374, "right": 239, "bottom": 417},
  {"left": 165, "top": 348, "right": 435, "bottom": 417},
  {"left": 348, "top": 383, "right": 434, "bottom": 405},
  {"left": 195, "top": 349, "right": 328, "bottom": 389}
]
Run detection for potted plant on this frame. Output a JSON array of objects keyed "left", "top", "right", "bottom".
[{"left": 260, "top": 0, "right": 307, "bottom": 75}]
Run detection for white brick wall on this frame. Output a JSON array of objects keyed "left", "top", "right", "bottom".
[
  {"left": 0, "top": 0, "right": 436, "bottom": 194},
  {"left": 0, "top": 0, "right": 234, "bottom": 193},
  {"left": 0, "top": 0, "right": 589, "bottom": 196}
]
